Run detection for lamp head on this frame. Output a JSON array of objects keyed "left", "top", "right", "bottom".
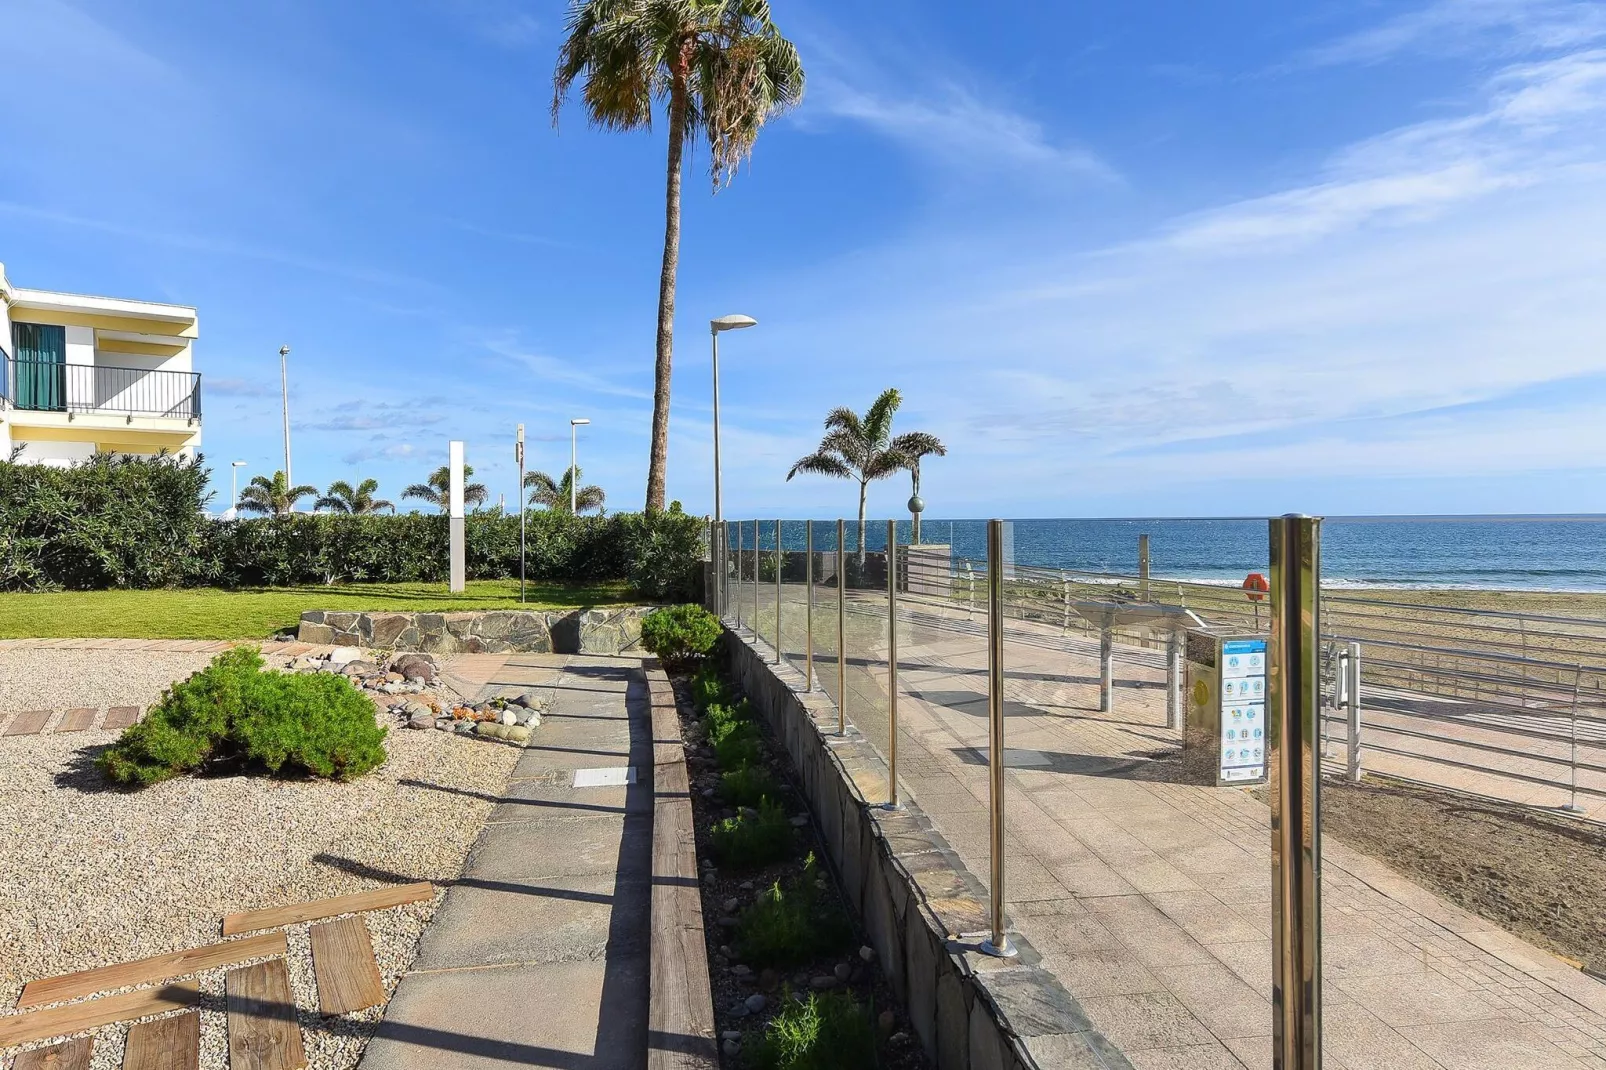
[
  {"left": 232, "top": 460, "right": 248, "bottom": 468},
  {"left": 571, "top": 418, "right": 591, "bottom": 427},
  {"left": 710, "top": 314, "right": 757, "bottom": 334},
  {"left": 278, "top": 345, "right": 290, "bottom": 357}
]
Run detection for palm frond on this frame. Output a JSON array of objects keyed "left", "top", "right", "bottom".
[
  {"left": 863, "top": 387, "right": 902, "bottom": 447},
  {"left": 786, "top": 450, "right": 853, "bottom": 482}
]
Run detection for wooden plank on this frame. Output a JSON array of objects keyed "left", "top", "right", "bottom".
[
  {"left": 645, "top": 669, "right": 719, "bottom": 1070},
  {"left": 2, "top": 710, "right": 51, "bottom": 737},
  {"left": 123, "top": 1011, "right": 199, "bottom": 1070},
  {"left": 0, "top": 982, "right": 199, "bottom": 1048},
  {"left": 19, "top": 932, "right": 288, "bottom": 1008},
  {"left": 308, "top": 917, "right": 384, "bottom": 1015},
  {"left": 102, "top": 707, "right": 142, "bottom": 731},
  {"left": 225, "top": 960, "right": 305, "bottom": 1070},
  {"left": 56, "top": 708, "right": 98, "bottom": 733},
  {"left": 221, "top": 883, "right": 433, "bottom": 936},
  {"left": 10, "top": 1037, "right": 93, "bottom": 1070}
]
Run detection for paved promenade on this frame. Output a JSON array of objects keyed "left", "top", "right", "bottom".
[
  {"left": 739, "top": 585, "right": 1606, "bottom": 1070},
  {"left": 360, "top": 653, "right": 653, "bottom": 1069}
]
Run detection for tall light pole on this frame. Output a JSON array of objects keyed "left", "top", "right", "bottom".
[
  {"left": 228, "top": 460, "right": 247, "bottom": 520},
  {"left": 516, "top": 424, "right": 526, "bottom": 603},
  {"left": 278, "top": 344, "right": 293, "bottom": 488},
  {"left": 710, "top": 315, "right": 757, "bottom": 523},
  {"left": 570, "top": 418, "right": 590, "bottom": 514}
]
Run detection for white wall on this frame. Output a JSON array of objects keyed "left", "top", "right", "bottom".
[
  {"left": 64, "top": 325, "right": 94, "bottom": 411},
  {"left": 12, "top": 439, "right": 95, "bottom": 467}
]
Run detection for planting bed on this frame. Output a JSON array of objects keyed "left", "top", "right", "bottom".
[{"left": 669, "top": 665, "right": 932, "bottom": 1070}]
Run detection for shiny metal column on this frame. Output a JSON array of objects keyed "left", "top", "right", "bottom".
[
  {"left": 805, "top": 521, "right": 815, "bottom": 692},
  {"left": 774, "top": 520, "right": 784, "bottom": 664},
  {"left": 837, "top": 519, "right": 847, "bottom": 736},
  {"left": 1099, "top": 627, "right": 1114, "bottom": 713},
  {"left": 1166, "top": 630, "right": 1183, "bottom": 730},
  {"left": 887, "top": 519, "right": 900, "bottom": 808},
  {"left": 1139, "top": 533, "right": 1151, "bottom": 601},
  {"left": 982, "top": 519, "right": 1015, "bottom": 957},
  {"left": 1269, "top": 514, "right": 1322, "bottom": 1070},
  {"left": 753, "top": 521, "right": 761, "bottom": 639},
  {"left": 1345, "top": 643, "right": 1362, "bottom": 784},
  {"left": 734, "top": 522, "right": 745, "bottom": 630}
]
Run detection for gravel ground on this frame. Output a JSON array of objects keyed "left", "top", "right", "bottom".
[
  {"left": 0, "top": 704, "right": 524, "bottom": 1068},
  {"left": 0, "top": 650, "right": 219, "bottom": 714}
]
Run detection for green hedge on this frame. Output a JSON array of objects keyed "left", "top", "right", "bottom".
[{"left": 0, "top": 456, "right": 706, "bottom": 598}]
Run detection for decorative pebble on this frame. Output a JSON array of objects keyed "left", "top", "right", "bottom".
[{"left": 744, "top": 993, "right": 766, "bottom": 1013}]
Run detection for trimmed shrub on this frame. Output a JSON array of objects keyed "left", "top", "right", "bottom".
[
  {"left": 735, "top": 855, "right": 852, "bottom": 968},
  {"left": 97, "top": 646, "right": 387, "bottom": 786},
  {"left": 641, "top": 603, "right": 722, "bottom": 670},
  {"left": 744, "top": 990, "right": 877, "bottom": 1070},
  {"left": 711, "top": 798, "right": 795, "bottom": 868}
]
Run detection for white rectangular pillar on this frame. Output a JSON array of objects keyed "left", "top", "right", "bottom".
[{"left": 449, "top": 440, "right": 465, "bottom": 592}]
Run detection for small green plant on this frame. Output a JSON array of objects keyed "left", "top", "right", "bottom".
[
  {"left": 640, "top": 603, "right": 722, "bottom": 670},
  {"left": 715, "top": 728, "right": 763, "bottom": 769},
  {"left": 97, "top": 646, "right": 388, "bottom": 786},
  {"left": 736, "top": 855, "right": 852, "bottom": 968},
  {"left": 706, "top": 699, "right": 752, "bottom": 743},
  {"left": 720, "top": 764, "right": 779, "bottom": 807},
  {"left": 745, "top": 989, "right": 877, "bottom": 1070},
  {"left": 691, "top": 664, "right": 727, "bottom": 710},
  {"left": 711, "top": 797, "right": 795, "bottom": 868}
]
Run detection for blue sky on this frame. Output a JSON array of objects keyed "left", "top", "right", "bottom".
[{"left": 4, "top": 0, "right": 1605, "bottom": 519}]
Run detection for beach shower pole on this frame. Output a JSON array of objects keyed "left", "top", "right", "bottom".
[
  {"left": 888, "top": 519, "right": 900, "bottom": 808},
  {"left": 1166, "top": 630, "right": 1183, "bottom": 730},
  {"left": 805, "top": 521, "right": 815, "bottom": 692},
  {"left": 1099, "top": 626, "right": 1114, "bottom": 713},
  {"left": 837, "top": 519, "right": 847, "bottom": 736},
  {"left": 1269, "top": 514, "right": 1323, "bottom": 1070},
  {"left": 982, "top": 519, "right": 1016, "bottom": 958}
]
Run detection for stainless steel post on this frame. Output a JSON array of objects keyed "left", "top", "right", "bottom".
[
  {"left": 837, "top": 519, "right": 847, "bottom": 736},
  {"left": 1166, "top": 630, "right": 1182, "bottom": 730},
  {"left": 1139, "top": 533, "right": 1151, "bottom": 601},
  {"left": 1269, "top": 514, "right": 1322, "bottom": 1070},
  {"left": 982, "top": 519, "right": 1015, "bottom": 957},
  {"left": 1345, "top": 642, "right": 1361, "bottom": 784},
  {"left": 753, "top": 521, "right": 760, "bottom": 639},
  {"left": 1565, "top": 666, "right": 1585, "bottom": 814},
  {"left": 734, "top": 522, "right": 744, "bottom": 630},
  {"left": 965, "top": 562, "right": 975, "bottom": 618},
  {"left": 805, "top": 521, "right": 815, "bottom": 692},
  {"left": 1099, "top": 627, "right": 1114, "bottom": 713},
  {"left": 1061, "top": 573, "right": 1070, "bottom": 633},
  {"left": 888, "top": 519, "right": 900, "bottom": 808},
  {"left": 775, "top": 520, "right": 784, "bottom": 665}
]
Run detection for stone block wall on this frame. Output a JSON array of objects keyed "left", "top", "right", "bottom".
[
  {"left": 722, "top": 627, "right": 1132, "bottom": 1070},
  {"left": 297, "top": 606, "right": 655, "bottom": 655}
]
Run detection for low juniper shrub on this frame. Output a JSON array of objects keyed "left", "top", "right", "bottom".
[
  {"left": 720, "top": 764, "right": 780, "bottom": 808},
  {"left": 640, "top": 603, "right": 722, "bottom": 671},
  {"left": 97, "top": 646, "right": 387, "bottom": 787},
  {"left": 710, "top": 797, "right": 795, "bottom": 869},
  {"left": 744, "top": 989, "right": 877, "bottom": 1070}
]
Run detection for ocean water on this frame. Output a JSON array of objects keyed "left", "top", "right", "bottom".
[{"left": 736, "top": 516, "right": 1606, "bottom": 592}]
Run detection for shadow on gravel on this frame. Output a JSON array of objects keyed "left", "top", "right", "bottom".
[{"left": 52, "top": 745, "right": 126, "bottom": 794}]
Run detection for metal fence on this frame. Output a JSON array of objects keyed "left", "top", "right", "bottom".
[{"left": 2, "top": 356, "right": 202, "bottom": 420}]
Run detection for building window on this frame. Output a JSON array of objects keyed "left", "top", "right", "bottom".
[{"left": 11, "top": 322, "right": 67, "bottom": 411}]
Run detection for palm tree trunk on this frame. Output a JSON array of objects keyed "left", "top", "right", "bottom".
[
  {"left": 857, "top": 481, "right": 868, "bottom": 565},
  {"left": 645, "top": 57, "right": 689, "bottom": 514}
]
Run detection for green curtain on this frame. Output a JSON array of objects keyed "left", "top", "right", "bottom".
[{"left": 12, "top": 323, "right": 66, "bottom": 411}]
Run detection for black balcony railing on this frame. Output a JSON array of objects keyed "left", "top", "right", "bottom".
[{"left": 1, "top": 356, "right": 201, "bottom": 420}]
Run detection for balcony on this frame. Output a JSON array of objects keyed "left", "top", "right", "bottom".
[{"left": 1, "top": 356, "right": 201, "bottom": 421}]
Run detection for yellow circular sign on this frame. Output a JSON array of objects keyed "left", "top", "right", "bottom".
[{"left": 1192, "top": 680, "right": 1210, "bottom": 707}]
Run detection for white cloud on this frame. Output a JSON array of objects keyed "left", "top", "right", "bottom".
[{"left": 1304, "top": 0, "right": 1606, "bottom": 67}]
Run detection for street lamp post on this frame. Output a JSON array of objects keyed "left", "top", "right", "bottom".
[
  {"left": 278, "top": 344, "right": 293, "bottom": 488},
  {"left": 709, "top": 315, "right": 757, "bottom": 523},
  {"left": 569, "top": 418, "right": 591, "bottom": 514},
  {"left": 516, "top": 424, "right": 526, "bottom": 603},
  {"left": 228, "top": 460, "right": 247, "bottom": 520}
]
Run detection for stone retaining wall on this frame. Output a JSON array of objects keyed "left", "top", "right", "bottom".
[
  {"left": 723, "top": 626, "right": 1132, "bottom": 1070},
  {"left": 297, "top": 606, "right": 655, "bottom": 655}
]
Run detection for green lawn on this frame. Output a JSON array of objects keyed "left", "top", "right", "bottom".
[{"left": 0, "top": 580, "right": 636, "bottom": 640}]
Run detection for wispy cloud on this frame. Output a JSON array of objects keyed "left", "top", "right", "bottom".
[
  {"left": 478, "top": 334, "right": 653, "bottom": 401},
  {"left": 1304, "top": 0, "right": 1606, "bottom": 67}
]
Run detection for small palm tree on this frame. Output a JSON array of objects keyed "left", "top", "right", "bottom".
[
  {"left": 525, "top": 466, "right": 606, "bottom": 514},
  {"left": 237, "top": 470, "right": 318, "bottom": 517},
  {"left": 788, "top": 388, "right": 945, "bottom": 557},
  {"left": 553, "top": 0, "right": 805, "bottom": 513},
  {"left": 316, "top": 478, "right": 395, "bottom": 515},
  {"left": 402, "top": 465, "right": 488, "bottom": 513}
]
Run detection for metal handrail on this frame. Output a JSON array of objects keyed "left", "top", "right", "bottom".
[{"left": 2, "top": 356, "right": 201, "bottom": 420}]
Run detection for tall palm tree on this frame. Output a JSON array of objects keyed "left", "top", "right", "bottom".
[
  {"left": 525, "top": 466, "right": 607, "bottom": 514},
  {"left": 237, "top": 470, "right": 318, "bottom": 517},
  {"left": 891, "top": 431, "right": 947, "bottom": 543},
  {"left": 788, "top": 388, "right": 941, "bottom": 558},
  {"left": 402, "top": 465, "right": 488, "bottom": 513},
  {"left": 553, "top": 0, "right": 805, "bottom": 513},
  {"left": 316, "top": 478, "right": 395, "bottom": 514}
]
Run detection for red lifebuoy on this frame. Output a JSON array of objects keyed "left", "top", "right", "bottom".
[{"left": 1243, "top": 572, "right": 1269, "bottom": 602}]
